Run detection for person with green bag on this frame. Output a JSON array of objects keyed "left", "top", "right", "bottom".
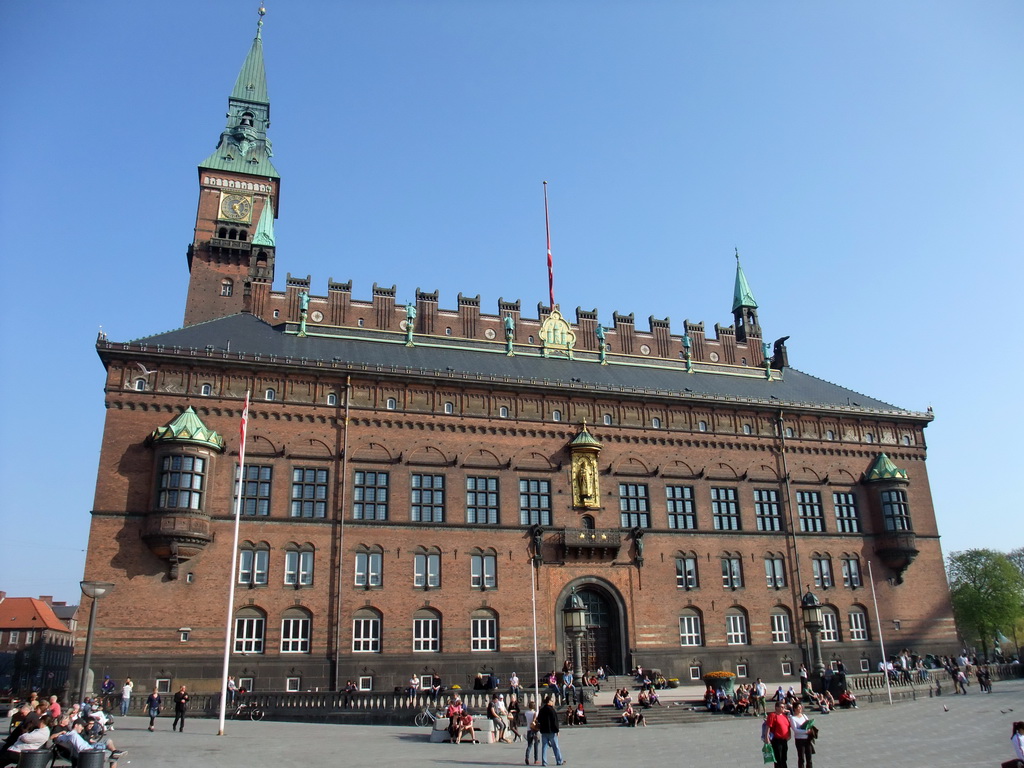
[{"left": 761, "top": 700, "right": 792, "bottom": 767}]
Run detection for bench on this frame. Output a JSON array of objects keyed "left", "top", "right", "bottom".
[{"left": 428, "top": 716, "right": 496, "bottom": 744}]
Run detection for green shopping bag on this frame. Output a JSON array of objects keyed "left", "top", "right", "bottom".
[{"left": 762, "top": 743, "right": 776, "bottom": 764}]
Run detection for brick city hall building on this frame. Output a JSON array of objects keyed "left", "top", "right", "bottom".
[{"left": 80, "top": 17, "right": 957, "bottom": 695}]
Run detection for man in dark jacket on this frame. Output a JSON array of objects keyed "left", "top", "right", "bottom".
[{"left": 536, "top": 694, "right": 566, "bottom": 766}]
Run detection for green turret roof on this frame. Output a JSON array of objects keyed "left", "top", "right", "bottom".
[
  {"left": 570, "top": 423, "right": 602, "bottom": 449},
  {"left": 199, "top": 8, "right": 279, "bottom": 180},
  {"left": 865, "top": 453, "right": 908, "bottom": 482},
  {"left": 147, "top": 407, "right": 226, "bottom": 452},
  {"left": 732, "top": 253, "right": 758, "bottom": 312},
  {"left": 252, "top": 198, "right": 276, "bottom": 246}
]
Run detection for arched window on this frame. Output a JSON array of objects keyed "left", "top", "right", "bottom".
[
  {"left": 445, "top": 327, "right": 452, "bottom": 336},
  {"left": 848, "top": 606, "right": 869, "bottom": 641},
  {"left": 470, "top": 548, "right": 498, "bottom": 589},
  {"left": 764, "top": 553, "right": 785, "bottom": 589},
  {"left": 865, "top": 433, "right": 874, "bottom": 443},
  {"left": 742, "top": 424, "right": 752, "bottom": 435},
  {"left": 352, "top": 608, "right": 382, "bottom": 653},
  {"left": 240, "top": 111, "right": 254, "bottom": 127},
  {"left": 820, "top": 606, "right": 840, "bottom": 642},
  {"left": 812, "top": 553, "right": 834, "bottom": 589},
  {"left": 825, "top": 430, "right": 835, "bottom": 440},
  {"left": 581, "top": 515, "right": 595, "bottom": 530},
  {"left": 218, "top": 227, "right": 228, "bottom": 238},
  {"left": 413, "top": 547, "right": 441, "bottom": 589},
  {"left": 354, "top": 546, "right": 383, "bottom": 588},
  {"left": 284, "top": 544, "right": 314, "bottom": 587},
  {"left": 499, "top": 406, "right": 509, "bottom": 418},
  {"left": 603, "top": 413, "right": 612, "bottom": 426},
  {"left": 902, "top": 435, "right": 912, "bottom": 446},
  {"left": 698, "top": 420, "right": 708, "bottom": 432},
  {"left": 280, "top": 607, "right": 311, "bottom": 653},
  {"left": 676, "top": 552, "right": 698, "bottom": 589},
  {"left": 386, "top": 397, "right": 397, "bottom": 410},
  {"left": 471, "top": 608, "right": 498, "bottom": 651},
  {"left": 552, "top": 409, "right": 562, "bottom": 422},
  {"left": 238, "top": 541, "right": 270, "bottom": 586},
  {"left": 229, "top": 228, "right": 238, "bottom": 240},
  {"left": 265, "top": 388, "right": 276, "bottom": 401},
  {"left": 678, "top": 608, "right": 703, "bottom": 646},
  {"left": 134, "top": 378, "right": 147, "bottom": 391},
  {"left": 725, "top": 608, "right": 749, "bottom": 645},
  {"left": 358, "top": 318, "right": 365, "bottom": 327},
  {"left": 221, "top": 279, "right": 234, "bottom": 297},
  {"left": 785, "top": 427, "right": 794, "bottom": 438},
  {"left": 769, "top": 607, "right": 793, "bottom": 644},
  {"left": 326, "top": 392, "right": 337, "bottom": 406},
  {"left": 233, "top": 606, "right": 266, "bottom": 653},
  {"left": 200, "top": 383, "right": 212, "bottom": 396},
  {"left": 443, "top": 402, "right": 454, "bottom": 415},
  {"left": 651, "top": 417, "right": 662, "bottom": 429},
  {"left": 413, "top": 608, "right": 441, "bottom": 652}
]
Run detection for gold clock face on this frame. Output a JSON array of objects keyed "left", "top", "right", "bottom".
[{"left": 220, "top": 193, "right": 252, "bottom": 221}]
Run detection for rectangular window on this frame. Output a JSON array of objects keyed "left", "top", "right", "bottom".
[
  {"left": 414, "top": 553, "right": 441, "bottom": 588},
  {"left": 238, "top": 549, "right": 269, "bottom": 585},
  {"left": 471, "top": 554, "right": 497, "bottom": 589},
  {"left": 666, "top": 486, "right": 696, "bottom": 529},
  {"left": 679, "top": 615, "right": 702, "bottom": 646},
  {"left": 353, "top": 471, "right": 389, "bottom": 521},
  {"left": 466, "top": 477, "right": 499, "bottom": 525},
  {"left": 471, "top": 618, "right": 497, "bottom": 651},
  {"left": 9, "top": 631, "right": 19, "bottom": 645},
  {"left": 358, "top": 676, "right": 373, "bottom": 691},
  {"left": 234, "top": 617, "right": 265, "bottom": 653},
  {"left": 859, "top": 659, "right": 870, "bottom": 673},
  {"left": 24, "top": 631, "right": 34, "bottom": 644},
  {"left": 413, "top": 618, "right": 440, "bottom": 652},
  {"left": 158, "top": 455, "right": 205, "bottom": 510},
  {"left": 286, "top": 677, "right": 301, "bottom": 692},
  {"left": 721, "top": 557, "right": 743, "bottom": 589},
  {"left": 781, "top": 662, "right": 793, "bottom": 676},
  {"left": 284, "top": 550, "right": 314, "bottom": 586},
  {"left": 881, "top": 489, "right": 912, "bottom": 531},
  {"left": 354, "top": 552, "right": 382, "bottom": 587},
  {"left": 812, "top": 557, "right": 834, "bottom": 589},
  {"left": 291, "top": 467, "right": 328, "bottom": 518},
  {"left": 821, "top": 611, "right": 839, "bottom": 642},
  {"left": 849, "top": 611, "right": 868, "bottom": 641},
  {"left": 353, "top": 618, "right": 381, "bottom": 652},
  {"left": 726, "top": 613, "right": 748, "bottom": 645},
  {"left": 619, "top": 483, "right": 650, "bottom": 528},
  {"left": 797, "top": 491, "right": 825, "bottom": 532},
  {"left": 736, "top": 664, "right": 748, "bottom": 678},
  {"left": 281, "top": 617, "right": 310, "bottom": 653},
  {"left": 833, "top": 491, "right": 861, "bottom": 533},
  {"left": 770, "top": 612, "right": 792, "bottom": 643},
  {"left": 156, "top": 679, "right": 172, "bottom": 694},
  {"left": 235, "top": 465, "right": 272, "bottom": 516},
  {"left": 842, "top": 557, "right": 862, "bottom": 588},
  {"left": 754, "top": 488, "right": 782, "bottom": 531},
  {"left": 675, "top": 557, "right": 698, "bottom": 589},
  {"left": 689, "top": 665, "right": 702, "bottom": 680},
  {"left": 711, "top": 487, "right": 741, "bottom": 530},
  {"left": 519, "top": 478, "right": 551, "bottom": 526},
  {"left": 765, "top": 557, "right": 786, "bottom": 589},
  {"left": 411, "top": 474, "right": 446, "bottom": 523}
]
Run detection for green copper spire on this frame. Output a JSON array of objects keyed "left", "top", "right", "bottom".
[
  {"left": 865, "top": 453, "right": 909, "bottom": 482},
  {"left": 147, "top": 407, "right": 226, "bottom": 451},
  {"left": 199, "top": 4, "right": 279, "bottom": 179},
  {"left": 732, "top": 250, "right": 758, "bottom": 312},
  {"left": 570, "top": 421, "right": 602, "bottom": 448},
  {"left": 252, "top": 197, "right": 276, "bottom": 246}
]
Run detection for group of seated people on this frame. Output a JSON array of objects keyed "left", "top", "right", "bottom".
[
  {"left": 619, "top": 702, "right": 647, "bottom": 727},
  {"left": 3, "top": 698, "right": 128, "bottom": 767},
  {"left": 444, "top": 696, "right": 479, "bottom": 744},
  {"left": 563, "top": 701, "right": 587, "bottom": 726},
  {"left": 704, "top": 685, "right": 752, "bottom": 715}
]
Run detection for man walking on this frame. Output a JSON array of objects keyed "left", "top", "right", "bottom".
[
  {"left": 172, "top": 685, "right": 190, "bottom": 732},
  {"left": 536, "top": 694, "right": 566, "bottom": 766},
  {"left": 762, "top": 700, "right": 792, "bottom": 768}
]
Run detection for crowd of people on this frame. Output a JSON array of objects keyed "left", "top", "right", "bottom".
[{"left": 2, "top": 696, "right": 127, "bottom": 768}]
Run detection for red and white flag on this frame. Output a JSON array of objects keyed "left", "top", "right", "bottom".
[
  {"left": 239, "top": 391, "right": 250, "bottom": 467},
  {"left": 544, "top": 181, "right": 555, "bottom": 309}
]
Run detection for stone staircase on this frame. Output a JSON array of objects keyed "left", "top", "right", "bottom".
[{"left": 579, "top": 675, "right": 718, "bottom": 728}]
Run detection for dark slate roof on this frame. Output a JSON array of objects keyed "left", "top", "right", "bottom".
[{"left": 117, "top": 314, "right": 920, "bottom": 417}]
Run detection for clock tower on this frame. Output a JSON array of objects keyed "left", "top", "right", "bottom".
[{"left": 184, "top": 6, "right": 280, "bottom": 326}]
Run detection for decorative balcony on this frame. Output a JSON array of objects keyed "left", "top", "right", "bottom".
[
  {"left": 559, "top": 528, "right": 621, "bottom": 560},
  {"left": 873, "top": 531, "right": 918, "bottom": 584}
]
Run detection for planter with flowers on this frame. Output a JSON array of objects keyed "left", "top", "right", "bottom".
[{"left": 701, "top": 670, "right": 736, "bottom": 694}]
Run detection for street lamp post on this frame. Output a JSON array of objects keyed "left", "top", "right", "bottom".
[
  {"left": 78, "top": 581, "right": 115, "bottom": 703},
  {"left": 562, "top": 590, "right": 587, "bottom": 693},
  {"left": 801, "top": 588, "right": 826, "bottom": 694}
]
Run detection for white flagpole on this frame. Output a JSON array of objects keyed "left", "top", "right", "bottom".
[
  {"left": 867, "top": 560, "right": 893, "bottom": 706},
  {"left": 218, "top": 391, "right": 250, "bottom": 735}
]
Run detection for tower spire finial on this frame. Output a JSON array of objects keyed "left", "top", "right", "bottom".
[{"left": 257, "top": 3, "right": 266, "bottom": 38}]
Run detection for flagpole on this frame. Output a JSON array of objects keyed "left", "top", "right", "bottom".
[
  {"left": 218, "top": 390, "right": 250, "bottom": 735},
  {"left": 543, "top": 181, "right": 555, "bottom": 309},
  {"left": 531, "top": 558, "right": 541, "bottom": 713},
  {"left": 867, "top": 559, "right": 893, "bottom": 706}
]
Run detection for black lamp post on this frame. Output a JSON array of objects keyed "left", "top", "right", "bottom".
[
  {"left": 77, "top": 581, "right": 115, "bottom": 703},
  {"left": 801, "top": 588, "right": 825, "bottom": 693},
  {"left": 562, "top": 590, "right": 587, "bottom": 690}
]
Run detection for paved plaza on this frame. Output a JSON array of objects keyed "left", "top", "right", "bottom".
[{"left": 108, "top": 679, "right": 1023, "bottom": 768}]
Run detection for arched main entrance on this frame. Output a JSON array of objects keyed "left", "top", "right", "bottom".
[{"left": 558, "top": 581, "right": 626, "bottom": 676}]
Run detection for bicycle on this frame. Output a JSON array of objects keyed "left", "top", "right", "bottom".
[
  {"left": 230, "top": 702, "right": 265, "bottom": 721},
  {"left": 414, "top": 705, "right": 444, "bottom": 727}
]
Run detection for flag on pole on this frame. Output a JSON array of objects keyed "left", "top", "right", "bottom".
[
  {"left": 544, "top": 181, "right": 555, "bottom": 309},
  {"left": 239, "top": 391, "right": 250, "bottom": 468}
]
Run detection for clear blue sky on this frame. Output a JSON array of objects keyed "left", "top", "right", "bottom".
[{"left": 2, "top": 1, "right": 1021, "bottom": 604}]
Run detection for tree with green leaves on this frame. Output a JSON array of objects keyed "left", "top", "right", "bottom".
[{"left": 946, "top": 549, "right": 1024, "bottom": 660}]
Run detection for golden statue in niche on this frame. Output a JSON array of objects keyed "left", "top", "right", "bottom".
[{"left": 569, "top": 421, "right": 602, "bottom": 509}]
